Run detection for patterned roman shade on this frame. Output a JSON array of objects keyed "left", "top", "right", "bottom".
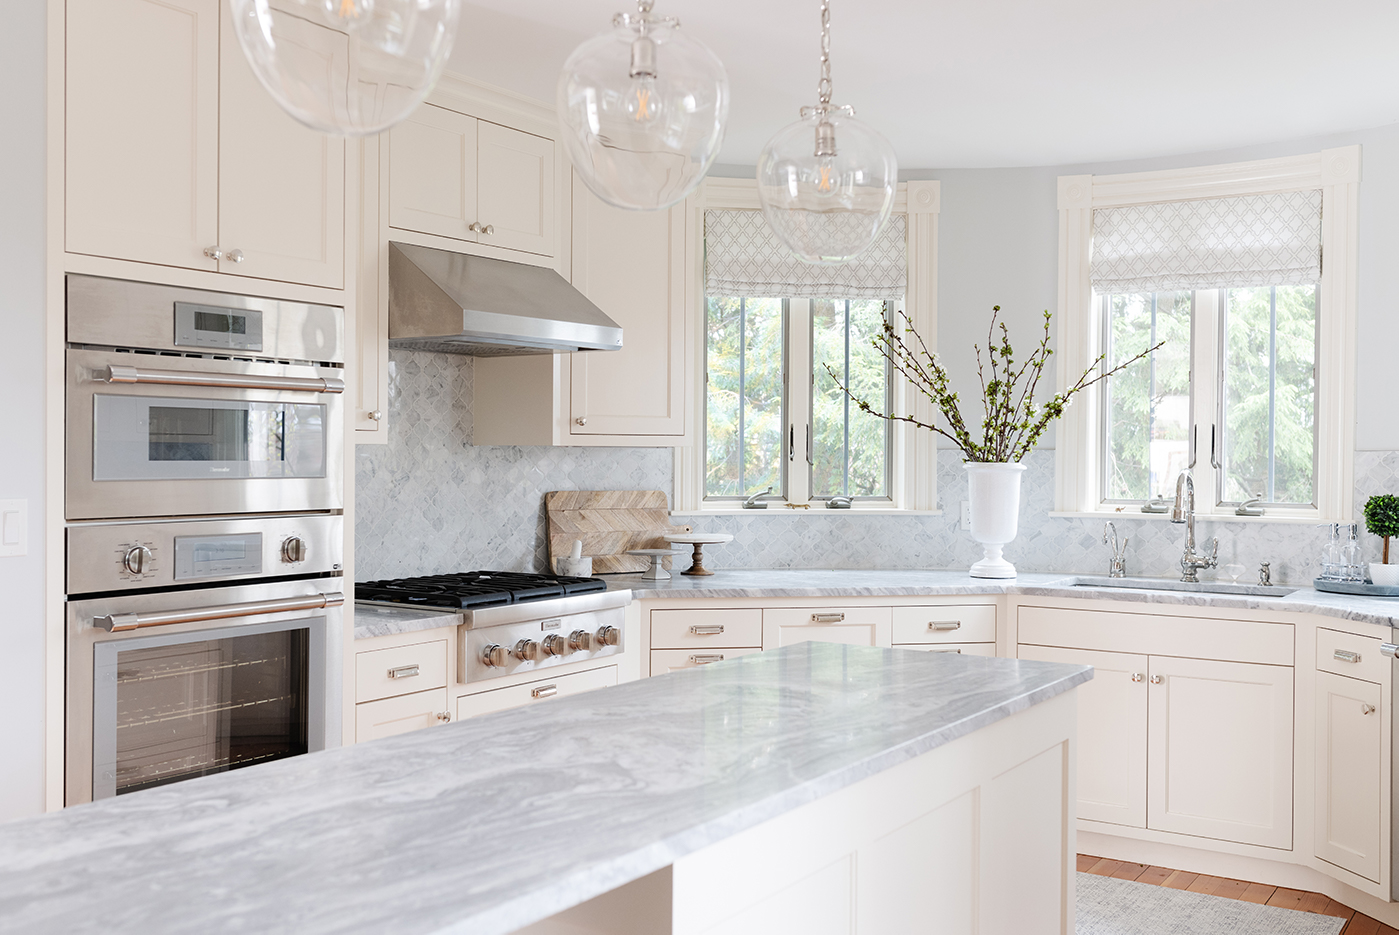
[
  {"left": 704, "top": 209, "right": 907, "bottom": 299},
  {"left": 1091, "top": 190, "right": 1322, "bottom": 294}
]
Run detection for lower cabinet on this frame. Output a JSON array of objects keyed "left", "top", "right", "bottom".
[
  {"left": 457, "top": 665, "right": 617, "bottom": 719},
  {"left": 761, "top": 606, "right": 891, "bottom": 650},
  {"left": 355, "top": 688, "right": 451, "bottom": 742},
  {"left": 1315, "top": 670, "right": 1383, "bottom": 882},
  {"left": 895, "top": 643, "right": 996, "bottom": 657},
  {"left": 651, "top": 647, "right": 761, "bottom": 675}
]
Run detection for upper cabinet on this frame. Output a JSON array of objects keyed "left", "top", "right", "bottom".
[
  {"left": 65, "top": 0, "right": 345, "bottom": 290},
  {"left": 386, "top": 105, "right": 556, "bottom": 259}
]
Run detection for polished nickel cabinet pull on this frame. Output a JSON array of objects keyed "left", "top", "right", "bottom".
[
  {"left": 811, "top": 612, "right": 845, "bottom": 623},
  {"left": 690, "top": 624, "right": 725, "bottom": 635},
  {"left": 435, "top": 711, "right": 452, "bottom": 722},
  {"left": 689, "top": 654, "right": 725, "bottom": 665},
  {"left": 387, "top": 665, "right": 420, "bottom": 679},
  {"left": 1150, "top": 675, "right": 1163, "bottom": 684},
  {"left": 95, "top": 592, "right": 344, "bottom": 632},
  {"left": 1333, "top": 649, "right": 1361, "bottom": 664},
  {"left": 1130, "top": 673, "right": 1145, "bottom": 683},
  {"left": 1382, "top": 643, "right": 1398, "bottom": 658},
  {"left": 1362, "top": 704, "right": 1376, "bottom": 716},
  {"left": 928, "top": 620, "right": 961, "bottom": 631},
  {"left": 531, "top": 685, "right": 558, "bottom": 699},
  {"left": 105, "top": 363, "right": 345, "bottom": 395}
]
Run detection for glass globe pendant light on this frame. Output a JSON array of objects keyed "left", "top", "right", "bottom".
[
  {"left": 558, "top": 0, "right": 729, "bottom": 211},
  {"left": 756, "top": 0, "right": 898, "bottom": 264},
  {"left": 229, "top": 0, "right": 462, "bottom": 136}
]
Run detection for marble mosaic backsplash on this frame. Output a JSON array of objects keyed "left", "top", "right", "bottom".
[{"left": 355, "top": 349, "right": 1399, "bottom": 585}]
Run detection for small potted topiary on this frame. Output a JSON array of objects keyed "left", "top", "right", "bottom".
[{"left": 1363, "top": 494, "right": 1399, "bottom": 585}]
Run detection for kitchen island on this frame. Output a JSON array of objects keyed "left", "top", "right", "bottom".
[{"left": 0, "top": 643, "right": 1089, "bottom": 935}]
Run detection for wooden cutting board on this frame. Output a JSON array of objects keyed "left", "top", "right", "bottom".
[{"left": 546, "top": 490, "right": 691, "bottom": 574}]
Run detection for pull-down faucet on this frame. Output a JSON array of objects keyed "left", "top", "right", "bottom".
[{"left": 1171, "top": 471, "right": 1218, "bottom": 582}]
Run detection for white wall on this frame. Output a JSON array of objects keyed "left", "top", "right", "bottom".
[{"left": 0, "top": 0, "right": 49, "bottom": 820}]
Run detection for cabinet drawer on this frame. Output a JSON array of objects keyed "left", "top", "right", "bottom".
[
  {"left": 355, "top": 639, "right": 448, "bottom": 703},
  {"left": 1316, "top": 629, "right": 1385, "bottom": 684},
  {"left": 891, "top": 604, "right": 996, "bottom": 644},
  {"left": 893, "top": 642, "right": 996, "bottom": 657},
  {"left": 651, "top": 608, "right": 763, "bottom": 649},
  {"left": 1017, "top": 605, "right": 1293, "bottom": 666},
  {"left": 457, "top": 666, "right": 617, "bottom": 720},
  {"left": 762, "top": 606, "right": 891, "bottom": 650},
  {"left": 355, "top": 688, "right": 449, "bottom": 743},
  {"left": 651, "top": 647, "right": 761, "bottom": 675}
]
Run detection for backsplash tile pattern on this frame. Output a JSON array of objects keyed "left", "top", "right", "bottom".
[{"left": 356, "top": 349, "right": 1399, "bottom": 585}]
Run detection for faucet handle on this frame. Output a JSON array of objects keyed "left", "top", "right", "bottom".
[
  {"left": 1258, "top": 561, "right": 1271, "bottom": 586},
  {"left": 1207, "top": 538, "right": 1219, "bottom": 565}
]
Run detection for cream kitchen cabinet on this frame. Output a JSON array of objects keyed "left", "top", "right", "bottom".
[
  {"left": 386, "top": 105, "right": 556, "bottom": 258},
  {"left": 761, "top": 606, "right": 892, "bottom": 650},
  {"left": 65, "top": 0, "right": 345, "bottom": 289},
  {"left": 471, "top": 179, "right": 692, "bottom": 447},
  {"left": 355, "top": 689, "right": 452, "bottom": 742},
  {"left": 1315, "top": 665, "right": 1383, "bottom": 882}
]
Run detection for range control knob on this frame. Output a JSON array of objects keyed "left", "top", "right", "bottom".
[
  {"left": 481, "top": 644, "right": 509, "bottom": 668},
  {"left": 568, "top": 629, "right": 594, "bottom": 652},
  {"left": 281, "top": 536, "right": 308, "bottom": 563},
  {"left": 122, "top": 545, "right": 153, "bottom": 575},
  {"left": 514, "top": 639, "right": 542, "bottom": 662},
  {"left": 542, "top": 634, "right": 570, "bottom": 657},
  {"left": 595, "top": 626, "right": 621, "bottom": 647}
]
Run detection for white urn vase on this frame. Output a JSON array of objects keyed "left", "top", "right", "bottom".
[{"left": 965, "top": 462, "right": 1026, "bottom": 579}]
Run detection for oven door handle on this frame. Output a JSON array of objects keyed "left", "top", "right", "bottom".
[
  {"left": 95, "top": 592, "right": 345, "bottom": 632},
  {"left": 105, "top": 364, "right": 345, "bottom": 395}
]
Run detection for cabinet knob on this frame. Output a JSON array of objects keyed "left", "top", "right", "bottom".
[
  {"left": 575, "top": 417, "right": 587, "bottom": 426},
  {"left": 435, "top": 711, "right": 452, "bottom": 722},
  {"left": 1150, "top": 674, "right": 1163, "bottom": 684},
  {"left": 1362, "top": 704, "right": 1376, "bottom": 716},
  {"left": 1130, "top": 673, "right": 1144, "bottom": 683},
  {"left": 203, "top": 246, "right": 223, "bottom": 260},
  {"left": 226, "top": 248, "right": 245, "bottom": 263},
  {"left": 469, "top": 222, "right": 495, "bottom": 235},
  {"left": 368, "top": 410, "right": 383, "bottom": 422}
]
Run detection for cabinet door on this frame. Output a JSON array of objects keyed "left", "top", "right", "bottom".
[
  {"left": 387, "top": 104, "right": 479, "bottom": 242},
  {"left": 762, "top": 607, "right": 891, "bottom": 650},
  {"left": 354, "top": 688, "right": 449, "bottom": 742},
  {"left": 568, "top": 181, "right": 688, "bottom": 438},
  {"left": 476, "top": 122, "right": 555, "bottom": 257},
  {"left": 456, "top": 666, "right": 617, "bottom": 719},
  {"left": 217, "top": 3, "right": 345, "bottom": 288},
  {"left": 66, "top": 0, "right": 219, "bottom": 270},
  {"left": 1146, "top": 656, "right": 1293, "bottom": 848},
  {"left": 1315, "top": 671, "right": 1383, "bottom": 882},
  {"left": 1019, "top": 644, "right": 1148, "bottom": 828}
]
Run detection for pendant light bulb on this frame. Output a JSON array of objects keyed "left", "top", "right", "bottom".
[
  {"left": 230, "top": 0, "right": 461, "bottom": 137},
  {"left": 558, "top": 1, "right": 729, "bottom": 211},
  {"left": 757, "top": 0, "right": 897, "bottom": 264}
]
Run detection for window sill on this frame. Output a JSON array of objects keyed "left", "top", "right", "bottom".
[
  {"left": 1049, "top": 510, "right": 1331, "bottom": 525},
  {"left": 672, "top": 508, "right": 945, "bottom": 517}
]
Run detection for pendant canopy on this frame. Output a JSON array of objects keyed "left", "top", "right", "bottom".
[{"left": 230, "top": 0, "right": 461, "bottom": 137}]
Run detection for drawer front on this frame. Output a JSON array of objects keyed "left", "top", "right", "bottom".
[
  {"left": 1017, "top": 605, "right": 1293, "bottom": 666},
  {"left": 457, "top": 665, "right": 617, "bottom": 720},
  {"left": 891, "top": 604, "right": 996, "bottom": 644},
  {"left": 762, "top": 606, "right": 892, "bottom": 651},
  {"left": 1316, "top": 628, "right": 1385, "bottom": 684},
  {"left": 355, "top": 639, "right": 449, "bottom": 703},
  {"left": 651, "top": 608, "right": 763, "bottom": 650},
  {"left": 650, "top": 646, "right": 761, "bottom": 675},
  {"left": 892, "top": 642, "right": 996, "bottom": 657},
  {"left": 355, "top": 688, "right": 449, "bottom": 742}
]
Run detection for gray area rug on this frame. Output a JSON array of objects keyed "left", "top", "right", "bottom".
[{"left": 1077, "top": 873, "right": 1346, "bottom": 935}]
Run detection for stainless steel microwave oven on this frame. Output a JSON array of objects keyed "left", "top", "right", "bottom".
[{"left": 65, "top": 276, "right": 345, "bottom": 520}]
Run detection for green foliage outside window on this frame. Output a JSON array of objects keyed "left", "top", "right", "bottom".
[
  {"left": 705, "top": 297, "right": 784, "bottom": 498},
  {"left": 812, "top": 299, "right": 889, "bottom": 498}
]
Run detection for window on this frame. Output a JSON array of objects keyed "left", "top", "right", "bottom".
[
  {"left": 704, "top": 296, "right": 895, "bottom": 504},
  {"left": 1054, "top": 147, "right": 1359, "bottom": 521},
  {"left": 1100, "top": 285, "right": 1318, "bottom": 508}
]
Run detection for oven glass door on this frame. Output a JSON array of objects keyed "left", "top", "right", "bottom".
[
  {"left": 93, "top": 395, "right": 326, "bottom": 481},
  {"left": 91, "top": 619, "right": 317, "bottom": 799}
]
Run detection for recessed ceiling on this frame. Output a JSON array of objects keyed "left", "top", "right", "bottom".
[{"left": 449, "top": 0, "right": 1399, "bottom": 169}]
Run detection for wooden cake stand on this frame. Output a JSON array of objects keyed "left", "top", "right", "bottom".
[{"left": 665, "top": 533, "right": 735, "bottom": 576}]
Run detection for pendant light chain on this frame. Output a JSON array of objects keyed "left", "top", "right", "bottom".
[{"left": 817, "top": 0, "right": 832, "bottom": 108}]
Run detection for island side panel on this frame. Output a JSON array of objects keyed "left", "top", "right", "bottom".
[{"left": 669, "top": 688, "right": 1079, "bottom": 935}]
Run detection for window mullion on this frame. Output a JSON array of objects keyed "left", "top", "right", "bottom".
[
  {"left": 787, "top": 298, "right": 812, "bottom": 504},
  {"left": 1193, "top": 289, "right": 1221, "bottom": 513}
]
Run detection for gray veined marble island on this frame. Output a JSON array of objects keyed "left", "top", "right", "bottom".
[{"left": 0, "top": 644, "right": 1091, "bottom": 935}]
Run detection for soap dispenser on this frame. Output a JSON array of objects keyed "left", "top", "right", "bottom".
[
  {"left": 1340, "top": 523, "right": 1364, "bottom": 582},
  {"left": 1319, "top": 523, "right": 1342, "bottom": 580}
]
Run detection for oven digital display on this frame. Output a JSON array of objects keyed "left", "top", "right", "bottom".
[
  {"left": 193, "top": 310, "right": 248, "bottom": 335},
  {"left": 174, "top": 533, "right": 263, "bottom": 580},
  {"left": 173, "top": 302, "right": 263, "bottom": 352}
]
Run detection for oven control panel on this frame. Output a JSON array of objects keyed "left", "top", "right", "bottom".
[
  {"left": 67, "top": 514, "right": 342, "bottom": 596},
  {"left": 460, "top": 611, "right": 624, "bottom": 684}
]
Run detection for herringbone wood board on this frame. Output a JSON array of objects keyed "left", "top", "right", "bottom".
[{"left": 545, "top": 490, "right": 691, "bottom": 574}]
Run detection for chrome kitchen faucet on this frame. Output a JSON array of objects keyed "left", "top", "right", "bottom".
[
  {"left": 1102, "top": 522, "right": 1129, "bottom": 578},
  {"left": 1171, "top": 471, "right": 1218, "bottom": 582}
]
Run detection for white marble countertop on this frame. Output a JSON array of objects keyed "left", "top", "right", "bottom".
[
  {"left": 599, "top": 569, "right": 1399, "bottom": 629},
  {"left": 352, "top": 602, "right": 461, "bottom": 640},
  {"left": 0, "top": 643, "right": 1089, "bottom": 935}
]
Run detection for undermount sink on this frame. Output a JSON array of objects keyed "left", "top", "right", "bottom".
[{"left": 1068, "top": 576, "right": 1299, "bottom": 598}]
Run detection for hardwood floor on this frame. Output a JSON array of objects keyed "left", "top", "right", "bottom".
[{"left": 1078, "top": 854, "right": 1398, "bottom": 934}]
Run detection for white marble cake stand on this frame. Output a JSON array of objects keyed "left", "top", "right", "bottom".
[
  {"left": 665, "top": 533, "right": 735, "bottom": 576},
  {"left": 625, "top": 548, "right": 687, "bottom": 580}
]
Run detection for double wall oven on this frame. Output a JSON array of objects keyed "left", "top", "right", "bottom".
[{"left": 64, "top": 275, "right": 346, "bottom": 805}]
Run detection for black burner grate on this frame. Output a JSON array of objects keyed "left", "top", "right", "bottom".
[{"left": 355, "top": 570, "right": 607, "bottom": 609}]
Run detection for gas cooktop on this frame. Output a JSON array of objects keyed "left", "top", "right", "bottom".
[{"left": 355, "top": 571, "right": 608, "bottom": 610}]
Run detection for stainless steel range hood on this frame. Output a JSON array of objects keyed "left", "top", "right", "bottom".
[{"left": 387, "top": 241, "right": 623, "bottom": 356}]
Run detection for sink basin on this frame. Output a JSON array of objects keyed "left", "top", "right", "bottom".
[{"left": 1068, "top": 576, "right": 1298, "bottom": 598}]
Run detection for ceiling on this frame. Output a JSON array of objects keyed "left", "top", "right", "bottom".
[{"left": 448, "top": 0, "right": 1399, "bottom": 169}]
